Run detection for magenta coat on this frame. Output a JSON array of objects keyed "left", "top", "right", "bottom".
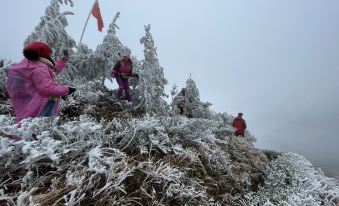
[{"left": 7, "top": 58, "right": 69, "bottom": 123}]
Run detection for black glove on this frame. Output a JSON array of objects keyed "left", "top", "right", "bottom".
[
  {"left": 68, "top": 87, "right": 77, "bottom": 95},
  {"left": 134, "top": 74, "right": 139, "bottom": 78}
]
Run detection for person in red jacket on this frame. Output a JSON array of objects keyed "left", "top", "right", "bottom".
[{"left": 232, "top": 113, "right": 247, "bottom": 137}]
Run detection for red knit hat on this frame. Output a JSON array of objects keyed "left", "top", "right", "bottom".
[{"left": 23, "top": 42, "right": 52, "bottom": 60}]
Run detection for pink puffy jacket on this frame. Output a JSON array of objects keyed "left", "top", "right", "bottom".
[{"left": 6, "top": 58, "right": 69, "bottom": 123}]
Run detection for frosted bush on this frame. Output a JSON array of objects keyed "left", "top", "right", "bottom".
[
  {"left": 245, "top": 152, "right": 339, "bottom": 206},
  {"left": 115, "top": 115, "right": 172, "bottom": 154}
]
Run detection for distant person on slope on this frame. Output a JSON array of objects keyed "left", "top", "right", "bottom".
[
  {"left": 6, "top": 41, "right": 76, "bottom": 124},
  {"left": 176, "top": 88, "right": 186, "bottom": 115},
  {"left": 111, "top": 55, "right": 138, "bottom": 102},
  {"left": 173, "top": 88, "right": 193, "bottom": 117},
  {"left": 232, "top": 113, "right": 247, "bottom": 137}
]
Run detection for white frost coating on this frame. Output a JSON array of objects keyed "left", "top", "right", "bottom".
[
  {"left": 0, "top": 138, "right": 14, "bottom": 157},
  {"left": 88, "top": 146, "right": 105, "bottom": 173},
  {"left": 245, "top": 152, "right": 339, "bottom": 205},
  {"left": 21, "top": 136, "right": 62, "bottom": 164},
  {"left": 0, "top": 1, "right": 338, "bottom": 204},
  {"left": 16, "top": 191, "right": 26, "bottom": 206}
]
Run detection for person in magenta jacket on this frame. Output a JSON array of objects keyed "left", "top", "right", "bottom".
[
  {"left": 232, "top": 113, "right": 247, "bottom": 137},
  {"left": 6, "top": 41, "right": 76, "bottom": 123},
  {"left": 111, "top": 55, "right": 138, "bottom": 102}
]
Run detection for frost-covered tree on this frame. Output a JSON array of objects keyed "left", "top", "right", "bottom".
[
  {"left": 0, "top": 59, "right": 12, "bottom": 100},
  {"left": 185, "top": 77, "right": 200, "bottom": 103},
  {"left": 172, "top": 77, "right": 212, "bottom": 119},
  {"left": 58, "top": 0, "right": 74, "bottom": 6},
  {"left": 89, "top": 12, "right": 128, "bottom": 87},
  {"left": 170, "top": 84, "right": 179, "bottom": 101},
  {"left": 58, "top": 43, "right": 94, "bottom": 84},
  {"left": 136, "top": 24, "right": 168, "bottom": 115},
  {"left": 25, "top": 0, "right": 76, "bottom": 59}
]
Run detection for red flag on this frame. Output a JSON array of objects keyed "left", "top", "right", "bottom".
[{"left": 91, "top": 0, "right": 104, "bottom": 32}]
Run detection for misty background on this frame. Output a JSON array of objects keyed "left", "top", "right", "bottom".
[{"left": 0, "top": 0, "right": 338, "bottom": 178}]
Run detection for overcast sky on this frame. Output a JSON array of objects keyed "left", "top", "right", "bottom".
[{"left": 0, "top": 0, "right": 338, "bottom": 177}]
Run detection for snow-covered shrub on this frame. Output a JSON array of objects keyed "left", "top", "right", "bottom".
[
  {"left": 21, "top": 135, "right": 62, "bottom": 165},
  {"left": 66, "top": 80, "right": 104, "bottom": 104},
  {"left": 244, "top": 152, "right": 339, "bottom": 206},
  {"left": 1, "top": 101, "right": 338, "bottom": 205},
  {"left": 0, "top": 103, "right": 272, "bottom": 206},
  {"left": 141, "top": 160, "right": 184, "bottom": 184},
  {"left": 113, "top": 115, "right": 172, "bottom": 154},
  {"left": 0, "top": 116, "right": 59, "bottom": 140},
  {"left": 139, "top": 160, "right": 208, "bottom": 205}
]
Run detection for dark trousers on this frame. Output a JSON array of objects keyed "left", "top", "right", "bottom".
[
  {"left": 179, "top": 107, "right": 184, "bottom": 115},
  {"left": 116, "top": 76, "right": 131, "bottom": 102},
  {"left": 40, "top": 100, "right": 55, "bottom": 117}
]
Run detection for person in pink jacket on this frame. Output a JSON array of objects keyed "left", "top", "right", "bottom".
[
  {"left": 111, "top": 56, "right": 138, "bottom": 102},
  {"left": 6, "top": 42, "right": 76, "bottom": 124}
]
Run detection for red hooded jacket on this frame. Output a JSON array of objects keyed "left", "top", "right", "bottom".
[{"left": 232, "top": 117, "right": 247, "bottom": 135}]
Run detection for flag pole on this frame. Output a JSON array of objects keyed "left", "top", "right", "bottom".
[{"left": 79, "top": 0, "right": 97, "bottom": 45}]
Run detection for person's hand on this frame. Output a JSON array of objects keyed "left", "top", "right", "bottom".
[
  {"left": 68, "top": 87, "right": 76, "bottom": 95},
  {"left": 134, "top": 74, "right": 139, "bottom": 78}
]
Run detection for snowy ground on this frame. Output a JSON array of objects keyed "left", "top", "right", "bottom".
[{"left": 0, "top": 86, "right": 338, "bottom": 205}]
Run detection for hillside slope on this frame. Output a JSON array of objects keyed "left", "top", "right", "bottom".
[{"left": 1, "top": 86, "right": 338, "bottom": 206}]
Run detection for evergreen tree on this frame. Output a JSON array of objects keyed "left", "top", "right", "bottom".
[
  {"left": 185, "top": 77, "right": 200, "bottom": 103},
  {"left": 24, "top": 0, "right": 76, "bottom": 59},
  {"left": 58, "top": 0, "right": 74, "bottom": 6},
  {"left": 58, "top": 43, "right": 94, "bottom": 84},
  {"left": 90, "top": 12, "right": 128, "bottom": 87},
  {"left": 137, "top": 24, "right": 168, "bottom": 115},
  {"left": 0, "top": 59, "right": 11, "bottom": 99},
  {"left": 184, "top": 77, "right": 213, "bottom": 118},
  {"left": 170, "top": 84, "right": 179, "bottom": 101}
]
